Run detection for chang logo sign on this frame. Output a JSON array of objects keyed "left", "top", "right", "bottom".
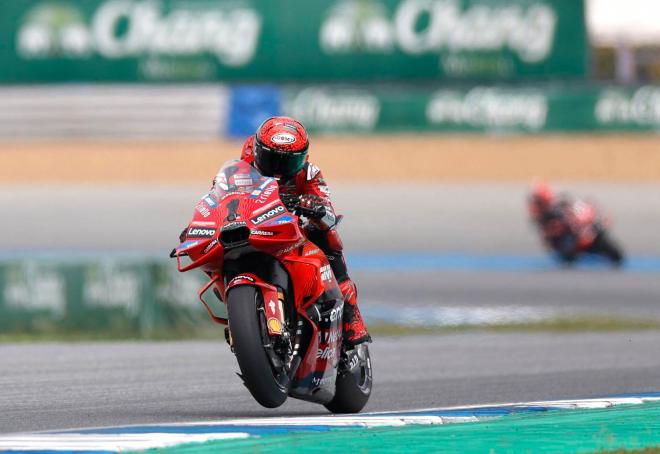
[
  {"left": 17, "top": 2, "right": 93, "bottom": 58},
  {"left": 426, "top": 87, "right": 548, "bottom": 131},
  {"left": 17, "top": 0, "right": 262, "bottom": 66},
  {"left": 595, "top": 87, "right": 660, "bottom": 127},
  {"left": 320, "top": 0, "right": 557, "bottom": 63},
  {"left": 285, "top": 88, "right": 380, "bottom": 131}
]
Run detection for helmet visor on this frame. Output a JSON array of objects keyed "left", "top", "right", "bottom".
[{"left": 254, "top": 142, "right": 307, "bottom": 178}]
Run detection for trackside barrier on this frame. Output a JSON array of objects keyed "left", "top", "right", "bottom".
[
  {"left": 227, "top": 84, "right": 660, "bottom": 136},
  {"left": 0, "top": 258, "right": 211, "bottom": 337}
]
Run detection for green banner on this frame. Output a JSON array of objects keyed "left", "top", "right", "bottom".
[
  {"left": 0, "top": 0, "right": 587, "bottom": 83},
  {"left": 281, "top": 84, "right": 660, "bottom": 133},
  {"left": 0, "top": 258, "right": 215, "bottom": 337}
]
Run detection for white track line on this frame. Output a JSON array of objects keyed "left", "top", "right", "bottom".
[
  {"left": 0, "top": 433, "right": 248, "bottom": 451},
  {"left": 1, "top": 394, "right": 658, "bottom": 452}
]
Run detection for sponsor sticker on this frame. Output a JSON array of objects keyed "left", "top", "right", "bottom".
[
  {"left": 317, "top": 346, "right": 337, "bottom": 360},
  {"left": 328, "top": 303, "right": 343, "bottom": 322},
  {"left": 187, "top": 227, "right": 216, "bottom": 238},
  {"left": 220, "top": 191, "right": 244, "bottom": 201},
  {"left": 263, "top": 215, "right": 294, "bottom": 227},
  {"left": 222, "top": 221, "right": 247, "bottom": 231},
  {"left": 191, "top": 220, "right": 216, "bottom": 227},
  {"left": 254, "top": 183, "right": 278, "bottom": 203},
  {"left": 229, "top": 274, "right": 255, "bottom": 286},
  {"left": 312, "top": 375, "right": 335, "bottom": 387},
  {"left": 251, "top": 229, "right": 274, "bottom": 236},
  {"left": 195, "top": 202, "right": 211, "bottom": 218},
  {"left": 203, "top": 195, "right": 218, "bottom": 208},
  {"left": 251, "top": 204, "right": 286, "bottom": 225},
  {"left": 251, "top": 198, "right": 280, "bottom": 215},
  {"left": 267, "top": 318, "right": 283, "bottom": 334},
  {"left": 271, "top": 132, "right": 296, "bottom": 144},
  {"left": 250, "top": 178, "right": 276, "bottom": 200},
  {"left": 319, "top": 328, "right": 341, "bottom": 343},
  {"left": 178, "top": 240, "right": 199, "bottom": 250},
  {"left": 347, "top": 353, "right": 359, "bottom": 370},
  {"left": 320, "top": 264, "right": 333, "bottom": 282},
  {"left": 202, "top": 239, "right": 218, "bottom": 254},
  {"left": 234, "top": 174, "right": 253, "bottom": 186}
]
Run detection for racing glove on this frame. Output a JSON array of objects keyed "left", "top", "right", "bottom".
[{"left": 297, "top": 194, "right": 326, "bottom": 218}]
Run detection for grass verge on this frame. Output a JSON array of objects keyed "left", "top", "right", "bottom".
[
  {"left": 369, "top": 317, "right": 660, "bottom": 336},
  {"left": 2, "top": 316, "right": 660, "bottom": 342}
]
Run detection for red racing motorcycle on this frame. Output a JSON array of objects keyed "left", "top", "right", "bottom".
[
  {"left": 171, "top": 160, "right": 372, "bottom": 412},
  {"left": 535, "top": 198, "right": 624, "bottom": 266}
]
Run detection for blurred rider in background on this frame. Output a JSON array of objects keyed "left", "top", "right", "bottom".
[
  {"left": 528, "top": 180, "right": 623, "bottom": 266},
  {"left": 236, "top": 116, "right": 370, "bottom": 347}
]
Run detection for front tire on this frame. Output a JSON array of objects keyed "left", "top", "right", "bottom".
[{"left": 227, "top": 285, "right": 288, "bottom": 408}]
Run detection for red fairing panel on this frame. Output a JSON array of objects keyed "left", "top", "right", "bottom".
[{"left": 225, "top": 273, "right": 284, "bottom": 336}]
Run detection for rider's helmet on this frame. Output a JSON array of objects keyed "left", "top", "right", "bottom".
[
  {"left": 529, "top": 179, "right": 555, "bottom": 218},
  {"left": 253, "top": 116, "right": 309, "bottom": 178}
]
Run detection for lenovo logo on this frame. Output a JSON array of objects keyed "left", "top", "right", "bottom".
[{"left": 187, "top": 227, "right": 216, "bottom": 238}]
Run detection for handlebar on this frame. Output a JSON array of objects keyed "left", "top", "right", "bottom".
[
  {"left": 295, "top": 204, "right": 326, "bottom": 219},
  {"left": 280, "top": 194, "right": 326, "bottom": 219}
]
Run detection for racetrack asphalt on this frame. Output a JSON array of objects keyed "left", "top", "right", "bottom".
[
  {"left": 2, "top": 183, "right": 659, "bottom": 255},
  {"left": 1, "top": 183, "right": 659, "bottom": 434},
  {"left": 2, "top": 332, "right": 660, "bottom": 434}
]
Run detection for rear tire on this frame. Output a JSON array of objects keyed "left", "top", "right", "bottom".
[
  {"left": 227, "top": 285, "right": 287, "bottom": 408},
  {"left": 602, "top": 239, "right": 624, "bottom": 266},
  {"left": 593, "top": 233, "right": 624, "bottom": 267},
  {"left": 324, "top": 345, "right": 372, "bottom": 413}
]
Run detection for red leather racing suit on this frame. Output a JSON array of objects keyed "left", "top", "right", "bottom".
[{"left": 240, "top": 136, "right": 368, "bottom": 346}]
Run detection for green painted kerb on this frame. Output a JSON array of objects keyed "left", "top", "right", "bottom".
[{"left": 148, "top": 401, "right": 660, "bottom": 453}]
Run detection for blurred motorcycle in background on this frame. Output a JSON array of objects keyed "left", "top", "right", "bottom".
[{"left": 528, "top": 181, "right": 624, "bottom": 267}]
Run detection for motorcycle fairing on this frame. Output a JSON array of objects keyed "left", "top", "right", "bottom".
[
  {"left": 225, "top": 272, "right": 285, "bottom": 336},
  {"left": 197, "top": 275, "right": 227, "bottom": 325},
  {"left": 288, "top": 294, "right": 343, "bottom": 404},
  {"left": 174, "top": 160, "right": 345, "bottom": 403}
]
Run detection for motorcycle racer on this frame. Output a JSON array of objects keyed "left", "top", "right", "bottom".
[
  {"left": 528, "top": 180, "right": 623, "bottom": 266},
  {"left": 230, "top": 116, "right": 370, "bottom": 347}
]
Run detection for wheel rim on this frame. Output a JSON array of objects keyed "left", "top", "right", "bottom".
[{"left": 354, "top": 349, "right": 373, "bottom": 394}]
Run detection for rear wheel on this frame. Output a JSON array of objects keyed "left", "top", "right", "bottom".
[
  {"left": 227, "top": 285, "right": 288, "bottom": 408},
  {"left": 593, "top": 233, "right": 624, "bottom": 267},
  {"left": 324, "top": 344, "right": 373, "bottom": 413}
]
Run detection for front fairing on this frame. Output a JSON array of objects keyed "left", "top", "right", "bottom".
[{"left": 174, "top": 160, "right": 305, "bottom": 274}]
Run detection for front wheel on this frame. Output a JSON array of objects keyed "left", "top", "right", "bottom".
[
  {"left": 227, "top": 285, "right": 288, "bottom": 408},
  {"left": 324, "top": 343, "right": 373, "bottom": 413}
]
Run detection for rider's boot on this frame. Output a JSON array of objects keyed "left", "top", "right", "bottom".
[{"left": 339, "top": 279, "right": 371, "bottom": 347}]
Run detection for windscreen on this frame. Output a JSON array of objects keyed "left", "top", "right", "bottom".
[{"left": 210, "top": 160, "right": 271, "bottom": 199}]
